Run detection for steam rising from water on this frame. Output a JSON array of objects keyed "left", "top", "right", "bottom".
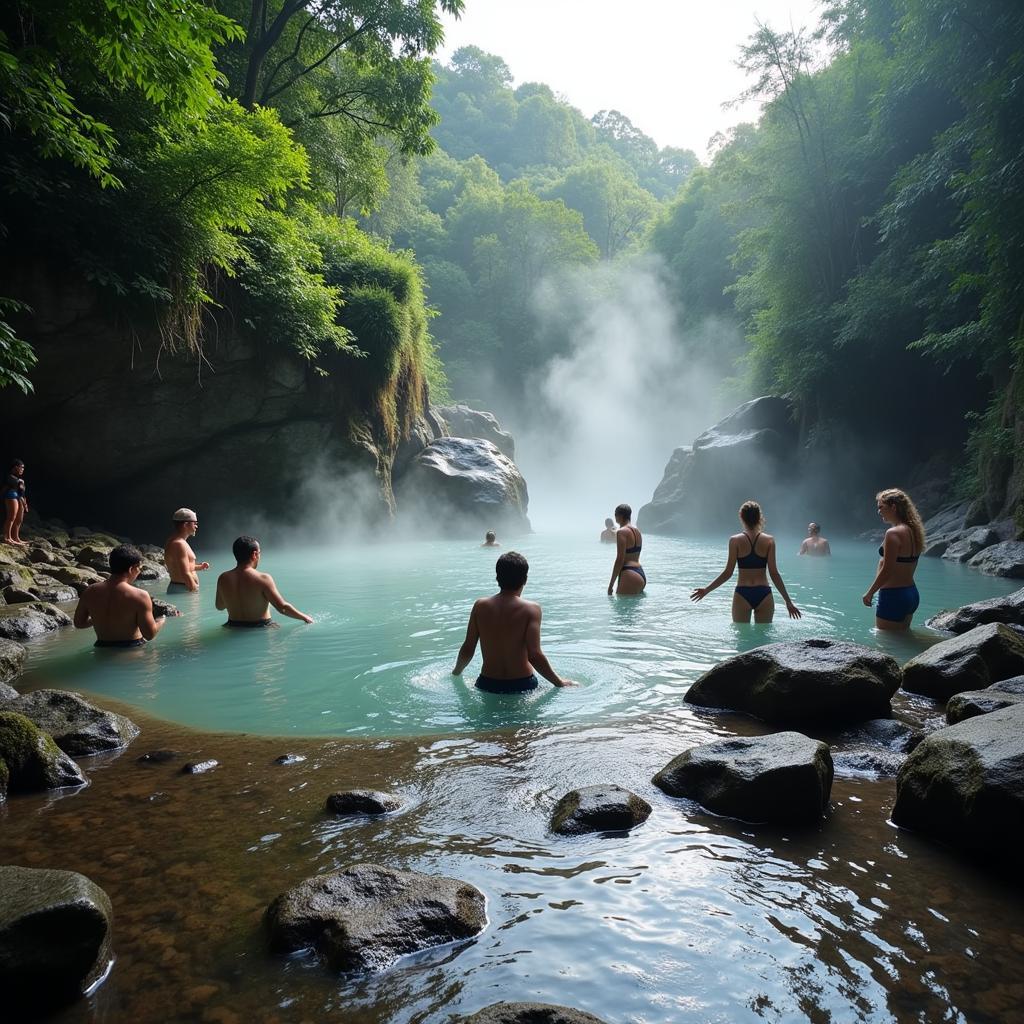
[{"left": 509, "top": 255, "right": 743, "bottom": 531}]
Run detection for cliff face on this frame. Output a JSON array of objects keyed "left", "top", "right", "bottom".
[{"left": 0, "top": 270, "right": 416, "bottom": 534}]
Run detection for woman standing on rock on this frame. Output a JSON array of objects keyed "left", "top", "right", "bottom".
[
  {"left": 607, "top": 504, "right": 646, "bottom": 595},
  {"left": 863, "top": 487, "right": 925, "bottom": 631},
  {"left": 690, "top": 499, "right": 801, "bottom": 623},
  {"left": 2, "top": 459, "right": 27, "bottom": 545}
]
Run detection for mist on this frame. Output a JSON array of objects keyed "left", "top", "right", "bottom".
[{"left": 506, "top": 255, "right": 743, "bottom": 532}]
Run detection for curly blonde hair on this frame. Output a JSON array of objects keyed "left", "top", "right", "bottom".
[
  {"left": 739, "top": 500, "right": 764, "bottom": 530},
  {"left": 876, "top": 488, "right": 926, "bottom": 553}
]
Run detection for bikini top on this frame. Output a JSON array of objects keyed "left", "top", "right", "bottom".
[
  {"left": 623, "top": 527, "right": 642, "bottom": 555},
  {"left": 737, "top": 533, "right": 769, "bottom": 569},
  {"left": 878, "top": 544, "right": 919, "bottom": 563}
]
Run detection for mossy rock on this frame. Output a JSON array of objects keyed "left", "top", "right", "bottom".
[
  {"left": 0, "top": 602, "right": 73, "bottom": 640},
  {"left": 0, "top": 711, "right": 87, "bottom": 794},
  {"left": 0, "top": 638, "right": 26, "bottom": 685}
]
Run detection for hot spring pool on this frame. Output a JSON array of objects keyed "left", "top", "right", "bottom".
[{"left": 18, "top": 533, "right": 1018, "bottom": 736}]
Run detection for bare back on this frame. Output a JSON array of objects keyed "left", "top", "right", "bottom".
[
  {"left": 76, "top": 580, "right": 153, "bottom": 642},
  {"left": 215, "top": 566, "right": 274, "bottom": 623},
  {"left": 473, "top": 593, "right": 539, "bottom": 679}
]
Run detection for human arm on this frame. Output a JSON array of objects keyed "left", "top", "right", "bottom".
[
  {"left": 608, "top": 531, "right": 627, "bottom": 594},
  {"left": 690, "top": 540, "right": 738, "bottom": 602},
  {"left": 863, "top": 530, "right": 897, "bottom": 606},
  {"left": 214, "top": 574, "right": 226, "bottom": 611},
  {"left": 136, "top": 593, "right": 164, "bottom": 641},
  {"left": 823, "top": 540, "right": 831, "bottom": 556},
  {"left": 73, "top": 593, "right": 92, "bottom": 629},
  {"left": 451, "top": 602, "right": 480, "bottom": 675},
  {"left": 262, "top": 574, "right": 313, "bottom": 623},
  {"left": 767, "top": 539, "right": 801, "bottom": 618},
  {"left": 526, "top": 607, "right": 576, "bottom": 686},
  {"left": 798, "top": 539, "right": 809, "bottom": 556}
]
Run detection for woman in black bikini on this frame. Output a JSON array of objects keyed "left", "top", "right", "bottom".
[
  {"left": 690, "top": 499, "right": 801, "bottom": 623},
  {"left": 3, "top": 459, "right": 27, "bottom": 546},
  {"left": 607, "top": 503, "right": 646, "bottom": 595},
  {"left": 862, "top": 487, "right": 924, "bottom": 631}
]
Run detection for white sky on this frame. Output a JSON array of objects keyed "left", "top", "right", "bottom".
[{"left": 439, "top": 0, "right": 824, "bottom": 159}]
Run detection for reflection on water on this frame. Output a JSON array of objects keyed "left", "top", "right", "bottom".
[
  {"left": 13, "top": 535, "right": 1018, "bottom": 737},
  {"left": 1, "top": 708, "right": 1020, "bottom": 1024}
]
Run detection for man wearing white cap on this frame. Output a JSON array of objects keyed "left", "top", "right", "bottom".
[{"left": 164, "top": 508, "right": 210, "bottom": 594}]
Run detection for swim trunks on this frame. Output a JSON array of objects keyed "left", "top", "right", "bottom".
[
  {"left": 876, "top": 585, "right": 919, "bottom": 622},
  {"left": 475, "top": 674, "right": 539, "bottom": 694},
  {"left": 94, "top": 637, "right": 147, "bottom": 648},
  {"left": 167, "top": 581, "right": 191, "bottom": 594},
  {"left": 224, "top": 618, "right": 276, "bottom": 628},
  {"left": 735, "top": 585, "right": 772, "bottom": 609}
]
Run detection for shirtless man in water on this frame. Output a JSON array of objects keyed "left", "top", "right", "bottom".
[
  {"left": 164, "top": 507, "right": 210, "bottom": 593},
  {"left": 73, "top": 544, "right": 165, "bottom": 647},
  {"left": 452, "top": 551, "right": 575, "bottom": 692},
  {"left": 798, "top": 522, "right": 831, "bottom": 557},
  {"left": 215, "top": 535, "right": 313, "bottom": 627}
]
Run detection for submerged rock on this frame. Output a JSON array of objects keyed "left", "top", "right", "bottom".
[
  {"left": 684, "top": 639, "right": 901, "bottom": 726},
  {"left": 0, "top": 711, "right": 87, "bottom": 798},
  {"left": 945, "top": 676, "right": 1024, "bottom": 724},
  {"left": 325, "top": 789, "right": 401, "bottom": 815},
  {"left": 0, "top": 638, "right": 26, "bottom": 685},
  {"left": 967, "top": 541, "right": 1024, "bottom": 578},
  {"left": 892, "top": 703, "right": 1024, "bottom": 859},
  {"left": 395, "top": 437, "right": 530, "bottom": 535},
  {"left": 265, "top": 862, "right": 487, "bottom": 971},
  {"left": 435, "top": 404, "right": 516, "bottom": 460},
  {"left": 0, "top": 866, "right": 113, "bottom": 1014},
  {"left": 550, "top": 784, "right": 651, "bottom": 835},
  {"left": 638, "top": 396, "right": 798, "bottom": 534},
  {"left": 902, "top": 623, "right": 1024, "bottom": 701},
  {"left": 0, "top": 689, "right": 139, "bottom": 756},
  {"left": 462, "top": 1003, "right": 608, "bottom": 1024},
  {"left": 927, "top": 587, "right": 1024, "bottom": 633},
  {"left": 851, "top": 718, "right": 924, "bottom": 753},
  {"left": 137, "top": 749, "right": 177, "bottom": 764},
  {"left": 0, "top": 602, "right": 73, "bottom": 640},
  {"left": 653, "top": 732, "right": 833, "bottom": 824},
  {"left": 181, "top": 759, "right": 218, "bottom": 775},
  {"left": 275, "top": 753, "right": 307, "bottom": 766}
]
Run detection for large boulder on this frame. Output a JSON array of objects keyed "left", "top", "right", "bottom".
[
  {"left": 892, "top": 703, "right": 1024, "bottom": 859},
  {"left": 550, "top": 785, "right": 651, "bottom": 835},
  {"left": 434, "top": 404, "right": 516, "bottom": 460},
  {"left": 901, "top": 623, "right": 1024, "bottom": 701},
  {"left": 0, "top": 602, "right": 73, "bottom": 641},
  {"left": 325, "top": 790, "right": 402, "bottom": 816},
  {"left": 684, "top": 639, "right": 902, "bottom": 726},
  {"left": 0, "top": 711, "right": 87, "bottom": 799},
  {"left": 462, "top": 1004, "right": 608, "bottom": 1024},
  {"left": 945, "top": 676, "right": 1024, "bottom": 724},
  {"left": 968, "top": 541, "right": 1024, "bottom": 578},
  {"left": 0, "top": 639, "right": 26, "bottom": 685},
  {"left": 265, "top": 863, "right": 487, "bottom": 971},
  {"left": 638, "top": 396, "right": 797, "bottom": 534},
  {"left": 41, "top": 565, "right": 105, "bottom": 595},
  {"left": 653, "top": 732, "right": 833, "bottom": 823},
  {"left": 0, "top": 866, "right": 113, "bottom": 1015},
  {"left": 74, "top": 544, "right": 113, "bottom": 573},
  {"left": 942, "top": 527, "right": 999, "bottom": 563},
  {"left": 0, "top": 690, "right": 139, "bottom": 756},
  {"left": 395, "top": 437, "right": 530, "bottom": 536},
  {"left": 927, "top": 587, "right": 1024, "bottom": 634}
]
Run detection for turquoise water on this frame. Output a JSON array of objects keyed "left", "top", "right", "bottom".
[{"left": 19, "top": 534, "right": 1019, "bottom": 736}]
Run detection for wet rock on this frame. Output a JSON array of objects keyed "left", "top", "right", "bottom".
[
  {"left": 968, "top": 541, "right": 1024, "bottom": 578},
  {"left": 0, "top": 638, "right": 26, "bottom": 684},
  {"left": 892, "top": 703, "right": 1024, "bottom": 860},
  {"left": 0, "top": 602, "right": 73, "bottom": 640},
  {"left": 27, "top": 578, "right": 78, "bottom": 603},
  {"left": 0, "top": 865, "right": 113, "bottom": 1014},
  {"left": 0, "top": 689, "right": 139, "bottom": 756},
  {"left": 42, "top": 565, "right": 105, "bottom": 595},
  {"left": 75, "top": 544, "right": 114, "bottom": 572},
  {"left": 852, "top": 718, "right": 924, "bottom": 752},
  {"left": 942, "top": 527, "right": 999, "bottom": 563},
  {"left": 927, "top": 587, "right": 1024, "bottom": 634},
  {"left": 652, "top": 732, "right": 833, "bottom": 824},
  {"left": 274, "top": 753, "right": 306, "bottom": 766},
  {"left": 945, "top": 676, "right": 1024, "bottom": 724},
  {"left": 684, "top": 639, "right": 901, "bottom": 726},
  {"left": 831, "top": 748, "right": 907, "bottom": 779},
  {"left": 2, "top": 586, "right": 36, "bottom": 604},
  {"left": 181, "top": 759, "right": 218, "bottom": 775},
  {"left": 902, "top": 623, "right": 1024, "bottom": 701},
  {"left": 921, "top": 500, "right": 972, "bottom": 555},
  {"left": 150, "top": 598, "right": 180, "bottom": 619},
  {"left": 435, "top": 404, "right": 516, "bottom": 460},
  {"left": 0, "top": 711, "right": 88, "bottom": 796},
  {"left": 462, "top": 1003, "right": 608, "bottom": 1024},
  {"left": 638, "top": 396, "right": 798, "bottom": 534},
  {"left": 265, "top": 862, "right": 487, "bottom": 971},
  {"left": 137, "top": 561, "right": 169, "bottom": 581},
  {"left": 550, "top": 784, "right": 651, "bottom": 835},
  {"left": 325, "top": 789, "right": 401, "bottom": 815},
  {"left": 137, "top": 749, "right": 177, "bottom": 764},
  {"left": 395, "top": 437, "right": 530, "bottom": 535}
]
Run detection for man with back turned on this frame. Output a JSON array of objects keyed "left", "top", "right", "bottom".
[
  {"left": 215, "top": 535, "right": 313, "bottom": 627},
  {"left": 452, "top": 551, "right": 576, "bottom": 692},
  {"left": 74, "top": 544, "right": 165, "bottom": 647}
]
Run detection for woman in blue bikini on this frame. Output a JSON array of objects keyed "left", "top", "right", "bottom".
[
  {"left": 690, "top": 499, "right": 801, "bottom": 623},
  {"left": 863, "top": 487, "right": 924, "bottom": 631},
  {"left": 607, "top": 503, "right": 646, "bottom": 595},
  {"left": 2, "top": 459, "right": 27, "bottom": 546}
]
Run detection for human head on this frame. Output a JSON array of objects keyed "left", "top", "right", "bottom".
[
  {"left": 807, "top": 522, "right": 820, "bottom": 536},
  {"left": 172, "top": 507, "right": 198, "bottom": 535},
  {"left": 9, "top": 459, "right": 23, "bottom": 475},
  {"left": 485, "top": 531, "right": 496, "bottom": 544},
  {"left": 496, "top": 551, "right": 528, "bottom": 592},
  {"left": 614, "top": 503, "right": 632, "bottom": 526},
  {"left": 876, "top": 488, "right": 926, "bottom": 550},
  {"left": 109, "top": 544, "right": 143, "bottom": 577},
  {"left": 604, "top": 518, "right": 614, "bottom": 529},
  {"left": 739, "top": 500, "right": 764, "bottom": 530},
  {"left": 232, "top": 535, "right": 260, "bottom": 566}
]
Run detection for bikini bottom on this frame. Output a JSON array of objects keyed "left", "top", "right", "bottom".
[
  {"left": 475, "top": 674, "right": 539, "bottom": 693},
  {"left": 735, "top": 585, "right": 772, "bottom": 610}
]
